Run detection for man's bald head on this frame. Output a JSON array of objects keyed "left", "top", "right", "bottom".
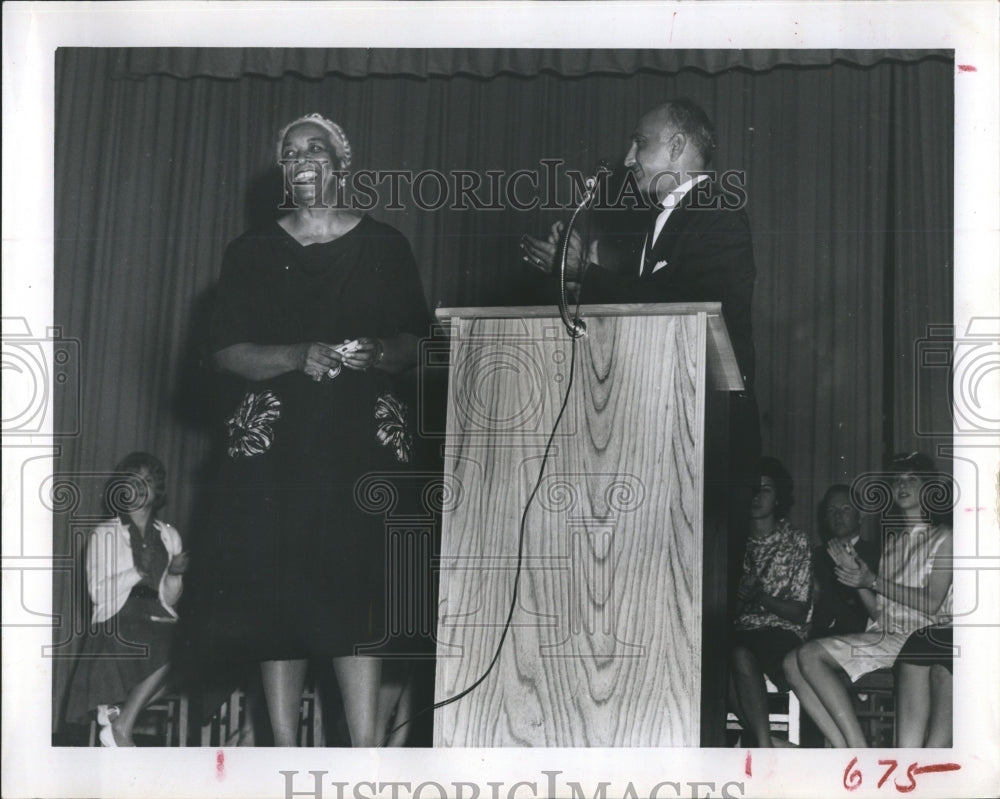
[{"left": 645, "top": 99, "right": 717, "bottom": 168}]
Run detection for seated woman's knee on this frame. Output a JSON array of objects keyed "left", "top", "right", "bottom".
[
  {"left": 796, "top": 640, "right": 828, "bottom": 672},
  {"left": 730, "top": 646, "right": 757, "bottom": 674},
  {"left": 782, "top": 647, "right": 802, "bottom": 685}
]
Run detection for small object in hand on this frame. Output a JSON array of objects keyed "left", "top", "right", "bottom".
[{"left": 326, "top": 363, "right": 342, "bottom": 379}]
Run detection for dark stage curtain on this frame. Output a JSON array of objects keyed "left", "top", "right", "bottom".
[
  {"left": 52, "top": 48, "right": 953, "bottom": 727},
  {"left": 112, "top": 47, "right": 950, "bottom": 80}
]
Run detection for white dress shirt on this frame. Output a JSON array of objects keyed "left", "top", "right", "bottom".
[{"left": 639, "top": 173, "right": 710, "bottom": 275}]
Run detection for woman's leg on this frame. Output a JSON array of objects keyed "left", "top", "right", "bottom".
[
  {"left": 796, "top": 641, "right": 868, "bottom": 747},
  {"left": 333, "top": 656, "right": 382, "bottom": 747},
  {"left": 730, "top": 647, "right": 773, "bottom": 747},
  {"left": 924, "top": 665, "right": 953, "bottom": 747},
  {"left": 895, "top": 662, "right": 931, "bottom": 747},
  {"left": 727, "top": 669, "right": 750, "bottom": 741},
  {"left": 377, "top": 667, "right": 413, "bottom": 748},
  {"left": 109, "top": 662, "right": 170, "bottom": 746},
  {"left": 784, "top": 647, "right": 848, "bottom": 747},
  {"left": 260, "top": 659, "right": 308, "bottom": 746}
]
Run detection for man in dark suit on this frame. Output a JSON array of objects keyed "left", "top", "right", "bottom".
[
  {"left": 522, "top": 98, "right": 760, "bottom": 604},
  {"left": 521, "top": 98, "right": 755, "bottom": 390},
  {"left": 811, "top": 484, "right": 881, "bottom": 637}
]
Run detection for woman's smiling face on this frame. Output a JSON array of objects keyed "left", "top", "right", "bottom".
[
  {"left": 279, "top": 121, "right": 341, "bottom": 201},
  {"left": 892, "top": 471, "right": 926, "bottom": 513}
]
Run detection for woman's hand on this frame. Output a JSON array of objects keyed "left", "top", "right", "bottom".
[
  {"left": 339, "top": 338, "right": 384, "bottom": 372},
  {"left": 834, "top": 559, "right": 876, "bottom": 590},
  {"left": 167, "top": 551, "right": 190, "bottom": 576},
  {"left": 737, "top": 577, "right": 762, "bottom": 604},
  {"left": 826, "top": 539, "right": 859, "bottom": 570},
  {"left": 298, "top": 342, "right": 345, "bottom": 381}
]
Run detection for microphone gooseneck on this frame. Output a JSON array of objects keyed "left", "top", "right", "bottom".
[{"left": 558, "top": 160, "right": 609, "bottom": 339}]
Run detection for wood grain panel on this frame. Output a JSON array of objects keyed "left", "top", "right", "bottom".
[{"left": 434, "top": 311, "right": 710, "bottom": 746}]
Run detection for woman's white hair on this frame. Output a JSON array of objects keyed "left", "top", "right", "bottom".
[{"left": 275, "top": 113, "right": 353, "bottom": 169}]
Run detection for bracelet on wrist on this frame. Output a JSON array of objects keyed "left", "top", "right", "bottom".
[{"left": 373, "top": 338, "right": 385, "bottom": 367}]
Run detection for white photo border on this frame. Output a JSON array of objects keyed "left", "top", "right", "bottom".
[{"left": 2, "top": 2, "right": 998, "bottom": 798}]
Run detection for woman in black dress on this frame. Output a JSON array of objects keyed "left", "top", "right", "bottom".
[{"left": 193, "top": 114, "right": 429, "bottom": 746}]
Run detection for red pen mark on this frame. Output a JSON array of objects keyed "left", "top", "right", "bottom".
[
  {"left": 744, "top": 750, "right": 752, "bottom": 777},
  {"left": 964, "top": 506, "right": 986, "bottom": 512},
  {"left": 958, "top": 64, "right": 977, "bottom": 72},
  {"left": 669, "top": 11, "right": 678, "bottom": 43},
  {"left": 216, "top": 749, "right": 225, "bottom": 782},
  {"left": 913, "top": 762, "right": 961, "bottom": 775}
]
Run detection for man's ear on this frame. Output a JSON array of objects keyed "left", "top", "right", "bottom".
[{"left": 669, "top": 132, "right": 688, "bottom": 162}]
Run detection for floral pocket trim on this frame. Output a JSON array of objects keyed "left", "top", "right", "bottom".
[
  {"left": 375, "top": 392, "right": 412, "bottom": 464},
  {"left": 226, "top": 390, "right": 282, "bottom": 458}
]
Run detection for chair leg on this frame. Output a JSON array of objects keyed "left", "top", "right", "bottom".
[
  {"left": 788, "top": 690, "right": 801, "bottom": 745},
  {"left": 177, "top": 694, "right": 189, "bottom": 747},
  {"left": 312, "top": 688, "right": 323, "bottom": 747}
]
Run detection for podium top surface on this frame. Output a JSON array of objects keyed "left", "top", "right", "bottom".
[
  {"left": 435, "top": 302, "right": 722, "bottom": 320},
  {"left": 435, "top": 303, "right": 744, "bottom": 391}
]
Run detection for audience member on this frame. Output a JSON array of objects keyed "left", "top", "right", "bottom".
[
  {"left": 728, "top": 456, "right": 812, "bottom": 747},
  {"left": 783, "top": 452, "right": 953, "bottom": 747}
]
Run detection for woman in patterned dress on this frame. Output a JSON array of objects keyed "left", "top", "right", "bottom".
[
  {"left": 728, "top": 456, "right": 813, "bottom": 747},
  {"left": 189, "top": 114, "right": 429, "bottom": 746},
  {"left": 783, "top": 452, "right": 953, "bottom": 747}
]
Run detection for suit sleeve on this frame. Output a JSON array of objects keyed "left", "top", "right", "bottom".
[{"left": 581, "top": 207, "right": 756, "bottom": 384}]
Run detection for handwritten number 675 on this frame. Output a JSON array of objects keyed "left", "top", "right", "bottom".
[{"left": 843, "top": 757, "right": 961, "bottom": 792}]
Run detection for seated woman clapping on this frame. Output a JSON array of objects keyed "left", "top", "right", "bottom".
[
  {"left": 65, "top": 452, "right": 188, "bottom": 746},
  {"left": 783, "top": 452, "right": 953, "bottom": 748}
]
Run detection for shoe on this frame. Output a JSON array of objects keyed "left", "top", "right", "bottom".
[
  {"left": 99, "top": 725, "right": 117, "bottom": 747},
  {"left": 96, "top": 704, "right": 120, "bottom": 727}
]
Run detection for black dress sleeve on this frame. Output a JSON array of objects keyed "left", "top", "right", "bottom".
[
  {"left": 208, "top": 236, "right": 262, "bottom": 354},
  {"left": 375, "top": 228, "right": 433, "bottom": 339}
]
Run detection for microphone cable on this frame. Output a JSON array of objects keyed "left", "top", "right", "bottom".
[
  {"left": 378, "top": 165, "right": 603, "bottom": 747},
  {"left": 378, "top": 321, "right": 582, "bottom": 746}
]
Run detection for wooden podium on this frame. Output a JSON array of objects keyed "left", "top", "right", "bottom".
[{"left": 432, "top": 303, "right": 743, "bottom": 747}]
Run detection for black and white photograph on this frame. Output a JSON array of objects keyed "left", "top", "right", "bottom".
[{"left": 3, "top": 2, "right": 998, "bottom": 798}]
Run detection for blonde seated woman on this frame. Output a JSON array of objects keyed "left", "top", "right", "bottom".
[{"left": 783, "top": 452, "right": 952, "bottom": 748}]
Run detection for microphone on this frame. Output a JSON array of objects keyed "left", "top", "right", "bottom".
[
  {"left": 584, "top": 159, "right": 612, "bottom": 192},
  {"left": 558, "top": 159, "right": 611, "bottom": 338}
]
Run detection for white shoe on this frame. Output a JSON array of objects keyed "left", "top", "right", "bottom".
[
  {"left": 96, "top": 704, "right": 122, "bottom": 746},
  {"left": 96, "top": 704, "right": 120, "bottom": 727},
  {"left": 99, "top": 725, "right": 118, "bottom": 747}
]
